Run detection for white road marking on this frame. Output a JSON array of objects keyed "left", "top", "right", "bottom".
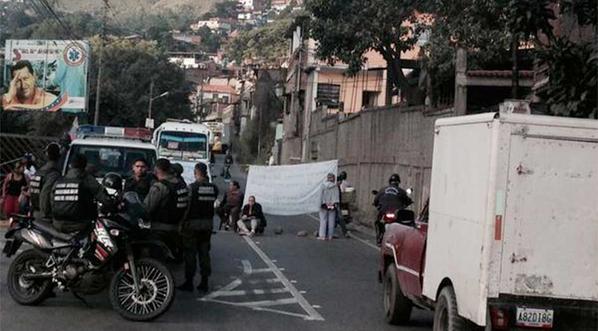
[
  {"left": 251, "top": 268, "right": 274, "bottom": 273},
  {"left": 242, "top": 259, "right": 252, "bottom": 274},
  {"left": 243, "top": 236, "right": 325, "bottom": 321},
  {"left": 248, "top": 278, "right": 283, "bottom": 285},
  {"left": 307, "top": 214, "right": 379, "bottom": 251},
  {"left": 208, "top": 288, "right": 292, "bottom": 297}
]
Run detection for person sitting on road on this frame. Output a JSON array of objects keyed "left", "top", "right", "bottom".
[
  {"left": 219, "top": 180, "right": 244, "bottom": 231},
  {"left": 237, "top": 195, "right": 266, "bottom": 236}
]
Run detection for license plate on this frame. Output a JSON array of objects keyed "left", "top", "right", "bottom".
[{"left": 516, "top": 307, "right": 554, "bottom": 328}]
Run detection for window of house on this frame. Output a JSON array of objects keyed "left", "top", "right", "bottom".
[
  {"left": 316, "top": 84, "right": 340, "bottom": 107},
  {"left": 362, "top": 91, "right": 380, "bottom": 109}
]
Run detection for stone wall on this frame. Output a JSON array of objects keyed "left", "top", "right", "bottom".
[{"left": 282, "top": 106, "right": 454, "bottom": 226}]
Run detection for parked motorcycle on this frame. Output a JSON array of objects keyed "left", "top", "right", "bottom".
[{"left": 2, "top": 191, "right": 175, "bottom": 321}]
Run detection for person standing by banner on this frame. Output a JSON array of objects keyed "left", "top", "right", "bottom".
[{"left": 318, "top": 173, "right": 339, "bottom": 240}]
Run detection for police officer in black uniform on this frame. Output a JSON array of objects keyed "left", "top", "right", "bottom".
[
  {"left": 144, "top": 159, "right": 189, "bottom": 257},
  {"left": 177, "top": 162, "right": 219, "bottom": 292},
  {"left": 30, "top": 143, "right": 61, "bottom": 220},
  {"left": 51, "top": 154, "right": 113, "bottom": 233}
]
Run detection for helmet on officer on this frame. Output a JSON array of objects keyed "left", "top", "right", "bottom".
[
  {"left": 389, "top": 173, "right": 401, "bottom": 186},
  {"left": 102, "top": 172, "right": 123, "bottom": 192}
]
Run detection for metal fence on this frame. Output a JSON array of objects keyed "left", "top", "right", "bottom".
[{"left": 0, "top": 133, "right": 58, "bottom": 172}]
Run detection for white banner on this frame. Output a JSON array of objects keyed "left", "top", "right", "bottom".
[{"left": 244, "top": 160, "right": 338, "bottom": 216}]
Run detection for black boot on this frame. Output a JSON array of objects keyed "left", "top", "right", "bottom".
[
  {"left": 177, "top": 280, "right": 194, "bottom": 292},
  {"left": 197, "top": 277, "right": 209, "bottom": 293}
]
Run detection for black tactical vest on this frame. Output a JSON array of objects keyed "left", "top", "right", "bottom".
[
  {"left": 189, "top": 182, "right": 218, "bottom": 220},
  {"left": 30, "top": 167, "right": 60, "bottom": 211},
  {"left": 160, "top": 179, "right": 189, "bottom": 224},
  {"left": 52, "top": 176, "right": 94, "bottom": 221}
]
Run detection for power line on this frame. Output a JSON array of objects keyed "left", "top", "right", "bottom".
[{"left": 36, "top": 0, "right": 82, "bottom": 41}]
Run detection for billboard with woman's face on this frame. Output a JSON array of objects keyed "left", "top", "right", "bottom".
[{"left": 2, "top": 40, "right": 90, "bottom": 113}]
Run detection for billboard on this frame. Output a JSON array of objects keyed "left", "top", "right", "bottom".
[{"left": 2, "top": 40, "right": 90, "bottom": 112}]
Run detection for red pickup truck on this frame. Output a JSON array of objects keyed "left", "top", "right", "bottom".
[{"left": 379, "top": 201, "right": 429, "bottom": 326}]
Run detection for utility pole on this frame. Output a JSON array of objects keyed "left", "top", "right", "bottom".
[
  {"left": 93, "top": 0, "right": 108, "bottom": 125},
  {"left": 148, "top": 79, "right": 154, "bottom": 119}
]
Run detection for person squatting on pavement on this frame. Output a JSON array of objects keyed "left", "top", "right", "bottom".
[
  {"left": 144, "top": 159, "right": 189, "bottom": 259},
  {"left": 124, "top": 157, "right": 154, "bottom": 201},
  {"left": 318, "top": 173, "right": 340, "bottom": 240},
  {"left": 237, "top": 195, "right": 266, "bottom": 237},
  {"left": 30, "top": 143, "right": 62, "bottom": 220},
  {"left": 178, "top": 162, "right": 219, "bottom": 293}
]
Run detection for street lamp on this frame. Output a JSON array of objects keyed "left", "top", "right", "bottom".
[{"left": 146, "top": 79, "right": 170, "bottom": 128}]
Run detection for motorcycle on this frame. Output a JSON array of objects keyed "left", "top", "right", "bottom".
[
  {"left": 372, "top": 188, "right": 415, "bottom": 245},
  {"left": 2, "top": 191, "right": 176, "bottom": 321}
]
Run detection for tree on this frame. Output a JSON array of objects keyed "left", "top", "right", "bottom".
[
  {"left": 306, "top": 0, "right": 427, "bottom": 105},
  {"left": 226, "top": 18, "right": 296, "bottom": 65},
  {"left": 197, "top": 26, "right": 222, "bottom": 53},
  {"left": 431, "top": 0, "right": 596, "bottom": 117},
  {"left": 88, "top": 38, "right": 193, "bottom": 127}
]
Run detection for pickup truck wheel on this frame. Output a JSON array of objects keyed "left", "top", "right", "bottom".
[
  {"left": 433, "top": 286, "right": 468, "bottom": 331},
  {"left": 383, "top": 266, "right": 412, "bottom": 325}
]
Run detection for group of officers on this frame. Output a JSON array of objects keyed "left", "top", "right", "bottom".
[{"left": 29, "top": 142, "right": 219, "bottom": 293}]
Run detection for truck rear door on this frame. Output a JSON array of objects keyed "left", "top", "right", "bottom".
[{"left": 499, "top": 134, "right": 598, "bottom": 301}]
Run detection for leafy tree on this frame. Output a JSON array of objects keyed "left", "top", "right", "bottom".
[
  {"left": 306, "top": 0, "right": 426, "bottom": 105},
  {"left": 429, "top": 0, "right": 596, "bottom": 117},
  {"left": 212, "top": 1, "right": 239, "bottom": 19},
  {"left": 197, "top": 26, "right": 223, "bottom": 53},
  {"left": 226, "top": 18, "right": 295, "bottom": 65},
  {"left": 88, "top": 38, "right": 193, "bottom": 127}
]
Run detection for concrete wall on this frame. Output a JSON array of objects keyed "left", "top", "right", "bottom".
[{"left": 282, "top": 106, "right": 454, "bottom": 226}]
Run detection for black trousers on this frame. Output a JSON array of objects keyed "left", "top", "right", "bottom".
[{"left": 182, "top": 230, "right": 212, "bottom": 281}]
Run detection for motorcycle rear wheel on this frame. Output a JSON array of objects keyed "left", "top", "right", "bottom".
[
  {"left": 7, "top": 249, "right": 53, "bottom": 305},
  {"left": 109, "top": 258, "right": 175, "bottom": 321}
]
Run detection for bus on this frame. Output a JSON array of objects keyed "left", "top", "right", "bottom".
[{"left": 152, "top": 120, "right": 212, "bottom": 183}]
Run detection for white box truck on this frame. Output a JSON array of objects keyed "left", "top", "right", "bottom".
[{"left": 380, "top": 112, "right": 598, "bottom": 330}]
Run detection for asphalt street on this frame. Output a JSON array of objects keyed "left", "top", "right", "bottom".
[{"left": 0, "top": 157, "right": 434, "bottom": 331}]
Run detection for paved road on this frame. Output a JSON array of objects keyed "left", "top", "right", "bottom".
[{"left": 0, "top": 157, "right": 434, "bottom": 331}]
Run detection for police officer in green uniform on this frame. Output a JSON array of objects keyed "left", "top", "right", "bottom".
[
  {"left": 30, "top": 143, "right": 61, "bottom": 220},
  {"left": 177, "top": 162, "right": 219, "bottom": 292},
  {"left": 144, "top": 159, "right": 189, "bottom": 257},
  {"left": 51, "top": 154, "right": 113, "bottom": 233}
]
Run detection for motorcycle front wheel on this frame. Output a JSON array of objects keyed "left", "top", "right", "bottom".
[
  {"left": 7, "top": 249, "right": 53, "bottom": 305},
  {"left": 109, "top": 258, "right": 175, "bottom": 321}
]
